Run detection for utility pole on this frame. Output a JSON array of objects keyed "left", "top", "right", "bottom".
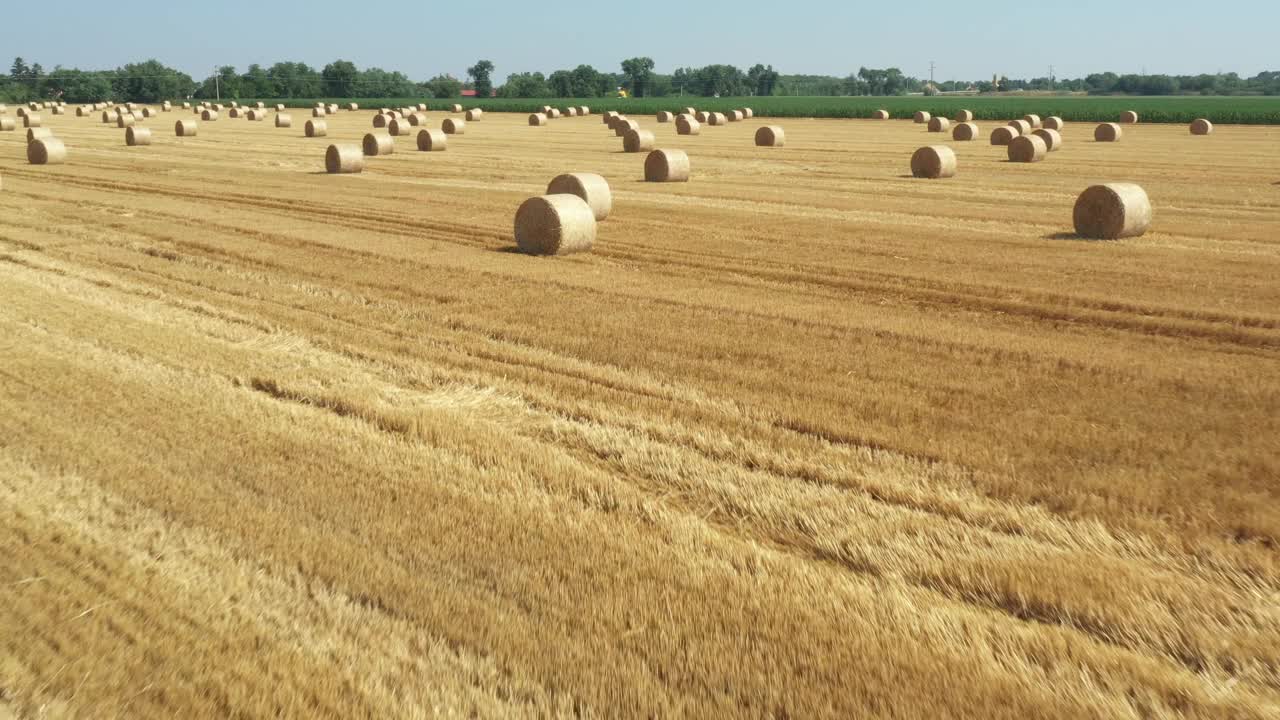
[
  {"left": 929, "top": 61, "right": 935, "bottom": 84},
  {"left": 213, "top": 66, "right": 220, "bottom": 101},
  {"left": 1049, "top": 64, "right": 1054, "bottom": 90}
]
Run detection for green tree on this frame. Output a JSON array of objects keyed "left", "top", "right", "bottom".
[
  {"left": 747, "top": 64, "right": 780, "bottom": 96},
  {"left": 113, "top": 60, "right": 194, "bottom": 102},
  {"left": 424, "top": 74, "right": 462, "bottom": 98},
  {"left": 620, "top": 56, "right": 655, "bottom": 97},
  {"left": 547, "top": 70, "right": 572, "bottom": 97},
  {"left": 241, "top": 64, "right": 272, "bottom": 98},
  {"left": 322, "top": 60, "right": 358, "bottom": 97},
  {"left": 468, "top": 60, "right": 495, "bottom": 98},
  {"left": 267, "top": 62, "right": 321, "bottom": 98},
  {"left": 569, "top": 65, "right": 602, "bottom": 97},
  {"left": 499, "top": 72, "right": 550, "bottom": 98}
]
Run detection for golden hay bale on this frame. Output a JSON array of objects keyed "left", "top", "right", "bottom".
[
  {"left": 416, "top": 128, "right": 447, "bottom": 151},
  {"left": 125, "top": 126, "right": 152, "bottom": 146},
  {"left": 695, "top": 110, "right": 710, "bottom": 123},
  {"left": 450, "top": 103, "right": 463, "bottom": 113},
  {"left": 954, "top": 109, "right": 974, "bottom": 122},
  {"left": 1190, "top": 118, "right": 1213, "bottom": 135},
  {"left": 347, "top": 103, "right": 359, "bottom": 112},
  {"left": 529, "top": 113, "right": 547, "bottom": 126},
  {"left": 442, "top": 118, "right": 465, "bottom": 135},
  {"left": 676, "top": 115, "right": 701, "bottom": 135},
  {"left": 0, "top": 116, "right": 13, "bottom": 131},
  {"left": 614, "top": 118, "right": 639, "bottom": 137},
  {"left": 327, "top": 103, "right": 339, "bottom": 114},
  {"left": 255, "top": 102, "right": 265, "bottom": 109},
  {"left": 416, "top": 103, "right": 425, "bottom": 111},
  {"left": 603, "top": 110, "right": 619, "bottom": 124},
  {"left": 182, "top": 102, "right": 191, "bottom": 109},
  {"left": 116, "top": 114, "right": 135, "bottom": 128},
  {"left": 325, "top": 144, "right": 365, "bottom": 174},
  {"left": 305, "top": 119, "right": 328, "bottom": 138},
  {"left": 162, "top": 101, "right": 172, "bottom": 111},
  {"left": 230, "top": 101, "right": 239, "bottom": 108},
  {"left": 729, "top": 110, "right": 744, "bottom": 121},
  {"left": 541, "top": 105, "right": 553, "bottom": 114},
  {"left": 755, "top": 125, "right": 784, "bottom": 147},
  {"left": 708, "top": 112, "right": 727, "bottom": 126},
  {"left": 466, "top": 109, "right": 483, "bottom": 121},
  {"left": 952, "top": 122, "right": 979, "bottom": 141},
  {"left": 76, "top": 106, "right": 90, "bottom": 117},
  {"left": 514, "top": 194, "right": 596, "bottom": 256},
  {"left": 275, "top": 113, "right": 292, "bottom": 128},
  {"left": 989, "top": 126, "right": 1018, "bottom": 145},
  {"left": 51, "top": 106, "right": 64, "bottom": 115},
  {"left": 246, "top": 109, "right": 266, "bottom": 121},
  {"left": 16, "top": 107, "right": 28, "bottom": 117},
  {"left": 566, "top": 107, "right": 579, "bottom": 116},
  {"left": 313, "top": 107, "right": 326, "bottom": 117},
  {"left": 175, "top": 120, "right": 197, "bottom": 137},
  {"left": 624, "top": 128, "right": 656, "bottom": 153},
  {"left": 406, "top": 112, "right": 426, "bottom": 126},
  {"left": 914, "top": 111, "right": 931, "bottom": 124},
  {"left": 27, "top": 127, "right": 52, "bottom": 142},
  {"left": 1073, "top": 183, "right": 1151, "bottom": 239},
  {"left": 1031, "top": 128, "right": 1062, "bottom": 151},
  {"left": 275, "top": 103, "right": 285, "bottom": 111},
  {"left": 644, "top": 149, "right": 690, "bottom": 182},
  {"left": 1043, "top": 116, "right": 1064, "bottom": 130},
  {"left": 201, "top": 109, "right": 218, "bottom": 121},
  {"left": 1095, "top": 123, "right": 1122, "bottom": 142},
  {"left": 24, "top": 114, "right": 41, "bottom": 128},
  {"left": 910, "top": 145, "right": 956, "bottom": 179},
  {"left": 213, "top": 104, "right": 223, "bottom": 111},
  {"left": 388, "top": 118, "right": 412, "bottom": 136},
  {"left": 363, "top": 132, "right": 394, "bottom": 156},
  {"left": 1119, "top": 111, "right": 1139, "bottom": 124},
  {"left": 927, "top": 116, "right": 950, "bottom": 132},
  {"left": 548, "top": 108, "right": 562, "bottom": 119},
  {"left": 1007, "top": 119, "right": 1031, "bottom": 135},
  {"left": 657, "top": 111, "right": 674, "bottom": 123},
  {"left": 143, "top": 107, "right": 157, "bottom": 118},
  {"left": 547, "top": 172, "right": 611, "bottom": 221},
  {"left": 682, "top": 106, "right": 695, "bottom": 116},
  {"left": 229, "top": 107, "right": 243, "bottom": 118},
  {"left": 1023, "top": 114, "right": 1042, "bottom": 128},
  {"left": 373, "top": 113, "right": 390, "bottom": 128},
  {"left": 742, "top": 108, "right": 754, "bottom": 118},
  {"left": 28, "top": 137, "right": 66, "bottom": 165},
  {"left": 1008, "top": 134, "right": 1047, "bottom": 162},
  {"left": 579, "top": 106, "right": 590, "bottom": 115}
]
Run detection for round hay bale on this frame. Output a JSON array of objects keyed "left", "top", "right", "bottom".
[
  {"left": 954, "top": 109, "right": 974, "bottom": 122},
  {"left": 442, "top": 118, "right": 465, "bottom": 135},
  {"left": 182, "top": 102, "right": 191, "bottom": 109},
  {"left": 644, "top": 149, "right": 690, "bottom": 183},
  {"left": 230, "top": 101, "right": 239, "bottom": 108},
  {"left": 754, "top": 125, "right": 785, "bottom": 147},
  {"left": 465, "top": 109, "right": 483, "bottom": 121},
  {"left": 325, "top": 144, "right": 365, "bottom": 174},
  {"left": 415, "top": 103, "right": 425, "bottom": 111},
  {"left": 1031, "top": 128, "right": 1062, "bottom": 151},
  {"left": 117, "top": 114, "right": 135, "bottom": 128},
  {"left": 327, "top": 104, "right": 339, "bottom": 114},
  {"left": 695, "top": 110, "right": 710, "bottom": 123},
  {"left": 742, "top": 108, "right": 754, "bottom": 118},
  {"left": 1007, "top": 119, "right": 1030, "bottom": 135},
  {"left": 514, "top": 194, "right": 596, "bottom": 256},
  {"left": 1023, "top": 114, "right": 1042, "bottom": 128},
  {"left": 201, "top": 109, "right": 218, "bottom": 121},
  {"left": 548, "top": 108, "right": 562, "bottom": 119},
  {"left": 676, "top": 115, "right": 701, "bottom": 136},
  {"left": 579, "top": 106, "right": 590, "bottom": 115},
  {"left": 1008, "top": 134, "right": 1048, "bottom": 163},
  {"left": 142, "top": 107, "right": 156, "bottom": 118},
  {"left": 229, "top": 107, "right": 243, "bottom": 118},
  {"left": 1190, "top": 118, "right": 1213, "bottom": 135},
  {"left": 566, "top": 107, "right": 579, "bottom": 117},
  {"left": 175, "top": 120, "right": 197, "bottom": 137},
  {"left": 24, "top": 114, "right": 41, "bottom": 128},
  {"left": 415, "top": 129, "right": 447, "bottom": 151},
  {"left": 255, "top": 102, "right": 265, "bottom": 109},
  {"left": 927, "top": 116, "right": 951, "bottom": 132},
  {"left": 16, "top": 107, "right": 27, "bottom": 118},
  {"left": 407, "top": 113, "right": 427, "bottom": 126},
  {"left": 51, "top": 106, "right": 64, "bottom": 115},
  {"left": 388, "top": 119, "right": 413, "bottom": 136},
  {"left": 1094, "top": 123, "right": 1122, "bottom": 142},
  {"left": 305, "top": 119, "right": 328, "bottom": 138},
  {"left": 27, "top": 127, "right": 52, "bottom": 142},
  {"left": 657, "top": 111, "right": 674, "bottom": 123},
  {"left": 1043, "top": 116, "right": 1064, "bottom": 131},
  {"left": 529, "top": 113, "right": 547, "bottom": 126},
  {"left": 275, "top": 113, "right": 292, "bottom": 128},
  {"left": 1119, "top": 111, "right": 1138, "bottom": 124},
  {"left": 708, "top": 112, "right": 727, "bottom": 126},
  {"left": 373, "top": 113, "right": 390, "bottom": 128},
  {"left": 952, "top": 122, "right": 979, "bottom": 141},
  {"left": 246, "top": 109, "right": 265, "bottom": 121},
  {"left": 541, "top": 105, "right": 552, "bottom": 114},
  {"left": 28, "top": 137, "right": 66, "bottom": 165},
  {"left": 125, "top": 126, "right": 152, "bottom": 146},
  {"left": 910, "top": 145, "right": 956, "bottom": 179},
  {"left": 614, "top": 118, "right": 639, "bottom": 137},
  {"left": 729, "top": 110, "right": 744, "bottom": 122},
  {"left": 274, "top": 103, "right": 285, "bottom": 111},
  {"left": 450, "top": 104, "right": 463, "bottom": 113},
  {"left": 1073, "top": 183, "right": 1151, "bottom": 239},
  {"left": 313, "top": 107, "right": 326, "bottom": 118},
  {"left": 603, "top": 111, "right": 619, "bottom": 124},
  {"left": 76, "top": 106, "right": 90, "bottom": 117},
  {"left": 990, "top": 126, "right": 1018, "bottom": 145},
  {"left": 213, "top": 104, "right": 223, "bottom": 112},
  {"left": 0, "top": 117, "right": 13, "bottom": 131},
  {"left": 682, "top": 107, "right": 696, "bottom": 116},
  {"left": 546, "top": 172, "right": 611, "bottom": 221},
  {"left": 363, "top": 132, "right": 394, "bottom": 156},
  {"left": 623, "top": 129, "right": 656, "bottom": 153},
  {"left": 347, "top": 103, "right": 360, "bottom": 112},
  {"left": 914, "top": 111, "right": 931, "bottom": 124},
  {"left": 162, "top": 101, "right": 172, "bottom": 111}
]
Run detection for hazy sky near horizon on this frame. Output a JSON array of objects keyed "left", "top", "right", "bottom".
[{"left": 3, "top": 1, "right": 1276, "bottom": 83}]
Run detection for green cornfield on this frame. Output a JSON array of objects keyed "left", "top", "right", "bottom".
[{"left": 243, "top": 95, "right": 1280, "bottom": 124}]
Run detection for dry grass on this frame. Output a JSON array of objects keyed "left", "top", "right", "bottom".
[{"left": 1, "top": 111, "right": 1279, "bottom": 719}]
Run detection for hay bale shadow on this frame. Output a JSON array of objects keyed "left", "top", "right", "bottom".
[{"left": 1044, "top": 232, "right": 1094, "bottom": 242}]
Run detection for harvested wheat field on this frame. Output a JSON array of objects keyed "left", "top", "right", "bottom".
[{"left": 2, "top": 110, "right": 1279, "bottom": 719}]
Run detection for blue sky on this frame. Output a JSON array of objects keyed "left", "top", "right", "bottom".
[{"left": 4, "top": 1, "right": 1277, "bottom": 82}]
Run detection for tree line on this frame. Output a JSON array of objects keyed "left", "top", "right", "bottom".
[{"left": 3, "top": 55, "right": 1278, "bottom": 104}]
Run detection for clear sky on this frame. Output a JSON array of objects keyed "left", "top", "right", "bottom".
[{"left": 4, "top": 0, "right": 1277, "bottom": 82}]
